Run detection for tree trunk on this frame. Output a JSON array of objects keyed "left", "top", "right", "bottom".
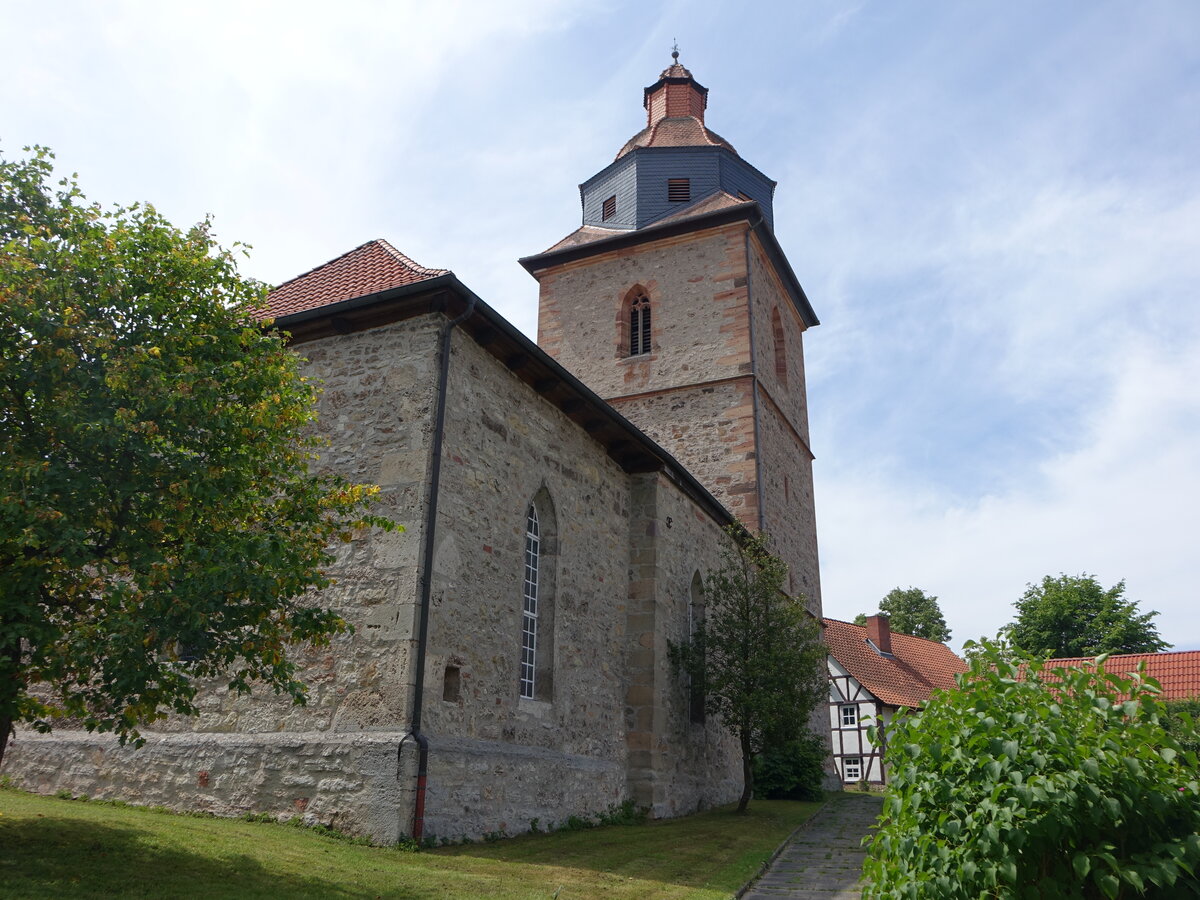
[
  {"left": 0, "top": 637, "right": 22, "bottom": 771},
  {"left": 737, "top": 728, "right": 754, "bottom": 813}
]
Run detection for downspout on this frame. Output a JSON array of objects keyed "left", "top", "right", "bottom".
[
  {"left": 743, "top": 222, "right": 767, "bottom": 534},
  {"left": 398, "top": 291, "right": 477, "bottom": 843}
]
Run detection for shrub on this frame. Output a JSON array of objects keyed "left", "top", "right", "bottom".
[
  {"left": 752, "top": 732, "right": 826, "bottom": 801},
  {"left": 864, "top": 640, "right": 1200, "bottom": 899}
]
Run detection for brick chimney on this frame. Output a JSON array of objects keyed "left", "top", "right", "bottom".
[{"left": 866, "top": 615, "right": 893, "bottom": 656}]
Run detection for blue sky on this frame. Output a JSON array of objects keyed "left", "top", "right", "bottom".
[{"left": 5, "top": 1, "right": 1198, "bottom": 651}]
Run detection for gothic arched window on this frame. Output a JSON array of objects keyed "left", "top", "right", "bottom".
[
  {"left": 519, "top": 490, "right": 556, "bottom": 701},
  {"left": 688, "top": 571, "right": 706, "bottom": 724},
  {"left": 629, "top": 293, "right": 652, "bottom": 356},
  {"left": 519, "top": 504, "right": 540, "bottom": 699},
  {"left": 771, "top": 306, "right": 787, "bottom": 386}
]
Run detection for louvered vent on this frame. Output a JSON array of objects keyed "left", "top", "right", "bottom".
[
  {"left": 667, "top": 178, "right": 690, "bottom": 202},
  {"left": 602, "top": 195, "right": 616, "bottom": 221}
]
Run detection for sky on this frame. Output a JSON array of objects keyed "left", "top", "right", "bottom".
[{"left": 4, "top": 1, "right": 1198, "bottom": 652}]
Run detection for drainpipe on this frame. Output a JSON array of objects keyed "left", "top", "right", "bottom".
[
  {"left": 398, "top": 291, "right": 477, "bottom": 843},
  {"left": 743, "top": 221, "right": 766, "bottom": 534}
]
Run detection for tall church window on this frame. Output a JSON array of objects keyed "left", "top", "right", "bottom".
[
  {"left": 629, "top": 293, "right": 652, "bottom": 356},
  {"left": 688, "top": 572, "right": 706, "bottom": 723},
  {"left": 520, "top": 504, "right": 540, "bottom": 699},
  {"left": 519, "top": 490, "right": 556, "bottom": 701},
  {"left": 771, "top": 306, "right": 787, "bottom": 386}
]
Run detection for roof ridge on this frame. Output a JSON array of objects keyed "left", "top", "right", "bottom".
[{"left": 375, "top": 238, "right": 448, "bottom": 277}]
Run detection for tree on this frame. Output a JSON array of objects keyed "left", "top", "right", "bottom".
[
  {"left": 670, "top": 528, "right": 827, "bottom": 813},
  {"left": 0, "top": 147, "right": 392, "bottom": 769},
  {"left": 1008, "top": 573, "right": 1169, "bottom": 659},
  {"left": 856, "top": 586, "right": 951, "bottom": 642},
  {"left": 864, "top": 640, "right": 1200, "bottom": 898}
]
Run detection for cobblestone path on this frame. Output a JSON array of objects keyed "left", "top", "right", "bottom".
[{"left": 741, "top": 792, "right": 883, "bottom": 899}]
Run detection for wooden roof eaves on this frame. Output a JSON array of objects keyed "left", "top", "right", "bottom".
[
  {"left": 272, "top": 274, "right": 735, "bottom": 529},
  {"left": 519, "top": 201, "right": 819, "bottom": 328}
]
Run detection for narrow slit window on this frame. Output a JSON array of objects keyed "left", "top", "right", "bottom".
[
  {"left": 602, "top": 195, "right": 616, "bottom": 221},
  {"left": 520, "top": 505, "right": 540, "bottom": 699},
  {"left": 667, "top": 178, "right": 690, "bottom": 202},
  {"left": 629, "top": 294, "right": 652, "bottom": 356},
  {"left": 443, "top": 665, "right": 461, "bottom": 703}
]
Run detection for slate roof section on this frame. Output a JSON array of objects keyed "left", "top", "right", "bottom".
[
  {"left": 538, "top": 192, "right": 754, "bottom": 255},
  {"left": 260, "top": 239, "right": 448, "bottom": 320},
  {"left": 1035, "top": 650, "right": 1200, "bottom": 701},
  {"left": 823, "top": 618, "right": 968, "bottom": 708},
  {"left": 616, "top": 117, "right": 737, "bottom": 160}
]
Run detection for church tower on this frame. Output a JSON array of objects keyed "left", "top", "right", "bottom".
[{"left": 520, "top": 54, "right": 822, "bottom": 610}]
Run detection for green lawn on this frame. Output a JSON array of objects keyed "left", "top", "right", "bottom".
[{"left": 0, "top": 788, "right": 822, "bottom": 899}]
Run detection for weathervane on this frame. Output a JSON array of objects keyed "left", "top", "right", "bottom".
[{"left": 671, "top": 40, "right": 680, "bottom": 62}]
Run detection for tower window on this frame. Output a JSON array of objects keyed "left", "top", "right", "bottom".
[
  {"left": 667, "top": 178, "right": 690, "bottom": 202},
  {"left": 602, "top": 195, "right": 616, "bottom": 221},
  {"left": 629, "top": 294, "right": 652, "bottom": 356},
  {"left": 771, "top": 307, "right": 787, "bottom": 386}
]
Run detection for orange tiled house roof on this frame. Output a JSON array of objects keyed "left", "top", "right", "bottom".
[
  {"left": 260, "top": 239, "right": 447, "bottom": 320},
  {"left": 1035, "top": 650, "right": 1200, "bottom": 701},
  {"left": 823, "top": 617, "right": 967, "bottom": 708}
]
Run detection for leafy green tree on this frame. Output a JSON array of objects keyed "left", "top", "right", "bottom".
[
  {"left": 856, "top": 586, "right": 951, "bottom": 642},
  {"left": 864, "top": 640, "right": 1200, "bottom": 898},
  {"left": 1008, "top": 573, "right": 1169, "bottom": 658},
  {"left": 0, "top": 147, "right": 393, "bottom": 769},
  {"left": 670, "top": 529, "right": 827, "bottom": 813}
]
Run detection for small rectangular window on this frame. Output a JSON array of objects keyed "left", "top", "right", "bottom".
[
  {"left": 667, "top": 178, "right": 690, "bottom": 202},
  {"left": 602, "top": 195, "right": 616, "bottom": 221},
  {"left": 844, "top": 757, "right": 862, "bottom": 781},
  {"left": 443, "top": 665, "right": 461, "bottom": 703},
  {"left": 841, "top": 704, "right": 857, "bottom": 727}
]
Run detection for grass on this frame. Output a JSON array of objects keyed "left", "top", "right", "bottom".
[{"left": 0, "top": 787, "right": 822, "bottom": 899}]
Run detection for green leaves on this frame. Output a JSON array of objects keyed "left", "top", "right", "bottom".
[
  {"left": 862, "top": 640, "right": 1200, "bottom": 898},
  {"left": 1008, "top": 573, "right": 1169, "bottom": 658},
  {"left": 0, "top": 146, "right": 393, "bottom": 760}
]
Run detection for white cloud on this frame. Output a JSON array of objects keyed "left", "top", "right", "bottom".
[{"left": 818, "top": 336, "right": 1200, "bottom": 653}]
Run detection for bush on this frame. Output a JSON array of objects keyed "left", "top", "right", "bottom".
[
  {"left": 864, "top": 640, "right": 1200, "bottom": 899},
  {"left": 752, "top": 732, "right": 826, "bottom": 801}
]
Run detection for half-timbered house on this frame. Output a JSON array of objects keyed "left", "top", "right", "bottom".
[{"left": 823, "top": 615, "right": 966, "bottom": 786}]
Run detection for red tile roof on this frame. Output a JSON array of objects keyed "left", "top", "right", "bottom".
[
  {"left": 259, "top": 239, "right": 447, "bottom": 321},
  {"left": 1035, "top": 650, "right": 1200, "bottom": 701},
  {"left": 616, "top": 116, "right": 737, "bottom": 160},
  {"left": 823, "top": 618, "right": 968, "bottom": 708}
]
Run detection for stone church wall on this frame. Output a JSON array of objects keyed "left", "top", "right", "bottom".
[
  {"left": 3, "top": 316, "right": 444, "bottom": 844},
  {"left": 418, "top": 328, "right": 635, "bottom": 838}
]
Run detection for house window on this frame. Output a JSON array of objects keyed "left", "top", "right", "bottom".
[
  {"left": 629, "top": 294, "right": 652, "bottom": 356},
  {"left": 841, "top": 704, "right": 858, "bottom": 727},
  {"left": 602, "top": 195, "right": 616, "bottom": 221},
  {"left": 843, "top": 757, "right": 862, "bottom": 781},
  {"left": 520, "top": 504, "right": 540, "bottom": 699},
  {"left": 667, "top": 178, "right": 690, "bottom": 202}
]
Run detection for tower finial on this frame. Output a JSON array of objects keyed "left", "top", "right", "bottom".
[{"left": 671, "top": 40, "right": 679, "bottom": 63}]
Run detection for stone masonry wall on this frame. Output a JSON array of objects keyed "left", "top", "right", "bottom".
[
  {"left": 418, "top": 328, "right": 635, "bottom": 839},
  {"left": 3, "top": 316, "right": 445, "bottom": 843},
  {"left": 536, "top": 224, "right": 753, "bottom": 397},
  {"left": 625, "top": 472, "right": 742, "bottom": 818}
]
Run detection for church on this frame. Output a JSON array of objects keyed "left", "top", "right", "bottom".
[{"left": 6, "top": 56, "right": 825, "bottom": 844}]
